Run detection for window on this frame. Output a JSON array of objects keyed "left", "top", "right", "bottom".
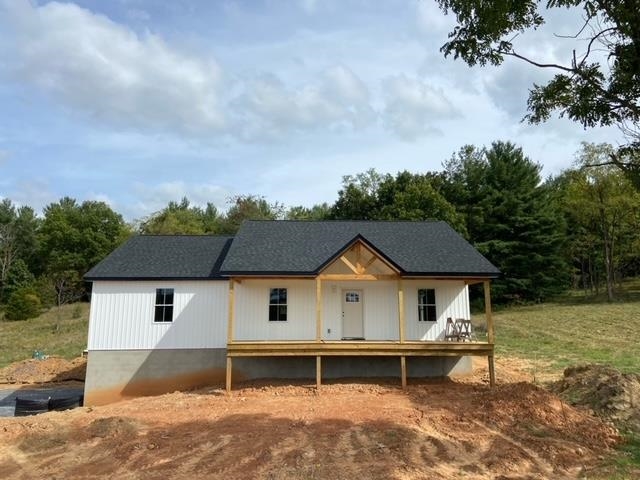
[
  {"left": 345, "top": 291, "right": 360, "bottom": 303},
  {"left": 269, "top": 288, "right": 287, "bottom": 321},
  {"left": 154, "top": 288, "right": 174, "bottom": 323},
  {"left": 418, "top": 288, "right": 436, "bottom": 322}
]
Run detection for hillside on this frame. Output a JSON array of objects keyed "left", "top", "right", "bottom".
[{"left": 0, "top": 303, "right": 89, "bottom": 368}]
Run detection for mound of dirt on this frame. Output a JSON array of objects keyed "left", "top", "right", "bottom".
[
  {"left": 0, "top": 356, "right": 86, "bottom": 384},
  {"left": 0, "top": 379, "right": 623, "bottom": 479},
  {"left": 552, "top": 364, "right": 640, "bottom": 432}
]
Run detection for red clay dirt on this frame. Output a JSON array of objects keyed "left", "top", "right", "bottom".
[
  {"left": 0, "top": 356, "right": 86, "bottom": 386},
  {"left": 0, "top": 357, "right": 625, "bottom": 479}
]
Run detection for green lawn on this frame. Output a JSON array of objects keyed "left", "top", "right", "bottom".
[
  {"left": 0, "top": 303, "right": 90, "bottom": 368},
  {"left": 473, "top": 279, "right": 640, "bottom": 375}
]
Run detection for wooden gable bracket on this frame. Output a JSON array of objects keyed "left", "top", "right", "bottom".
[
  {"left": 326, "top": 239, "right": 400, "bottom": 280},
  {"left": 339, "top": 255, "right": 360, "bottom": 274}
]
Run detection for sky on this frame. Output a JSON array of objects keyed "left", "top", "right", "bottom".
[{"left": 0, "top": 0, "right": 624, "bottom": 221}]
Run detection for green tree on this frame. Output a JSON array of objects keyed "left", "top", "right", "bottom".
[
  {"left": 376, "top": 171, "right": 467, "bottom": 234},
  {"left": 39, "top": 197, "right": 130, "bottom": 299},
  {"left": 0, "top": 199, "right": 18, "bottom": 302},
  {"left": 437, "top": 0, "right": 640, "bottom": 184},
  {"left": 3, "top": 258, "right": 35, "bottom": 300},
  {"left": 140, "top": 197, "right": 222, "bottom": 235},
  {"left": 0, "top": 200, "right": 39, "bottom": 300},
  {"left": 13, "top": 206, "right": 40, "bottom": 274},
  {"left": 286, "top": 203, "right": 332, "bottom": 220},
  {"left": 330, "top": 169, "right": 384, "bottom": 220},
  {"left": 220, "top": 195, "right": 284, "bottom": 234},
  {"left": 4, "top": 286, "right": 41, "bottom": 321},
  {"left": 440, "top": 141, "right": 571, "bottom": 302},
  {"left": 563, "top": 143, "right": 640, "bottom": 300},
  {"left": 329, "top": 169, "right": 466, "bottom": 233}
]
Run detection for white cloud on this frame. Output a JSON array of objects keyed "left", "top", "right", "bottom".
[
  {"left": 232, "top": 64, "right": 375, "bottom": 139},
  {"left": 0, "top": 0, "right": 226, "bottom": 135},
  {"left": 381, "top": 74, "right": 460, "bottom": 140},
  {"left": 130, "top": 181, "right": 231, "bottom": 219},
  {"left": 8, "top": 178, "right": 57, "bottom": 214},
  {"left": 415, "top": 1, "right": 453, "bottom": 35}
]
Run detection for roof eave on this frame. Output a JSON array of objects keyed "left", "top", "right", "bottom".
[{"left": 84, "top": 276, "right": 229, "bottom": 282}]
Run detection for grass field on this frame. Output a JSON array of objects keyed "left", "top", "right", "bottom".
[
  {"left": 0, "top": 303, "right": 89, "bottom": 368},
  {"left": 472, "top": 278, "right": 640, "bottom": 376}
]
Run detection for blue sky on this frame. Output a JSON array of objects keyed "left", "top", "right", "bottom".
[{"left": 0, "top": 0, "right": 623, "bottom": 221}]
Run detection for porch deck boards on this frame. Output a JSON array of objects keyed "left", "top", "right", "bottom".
[{"left": 226, "top": 340, "right": 494, "bottom": 357}]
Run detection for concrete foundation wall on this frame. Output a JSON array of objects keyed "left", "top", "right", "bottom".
[
  {"left": 84, "top": 349, "right": 228, "bottom": 405},
  {"left": 85, "top": 349, "right": 472, "bottom": 405}
]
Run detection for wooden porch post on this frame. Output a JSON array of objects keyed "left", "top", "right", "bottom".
[
  {"left": 226, "top": 278, "right": 236, "bottom": 393},
  {"left": 484, "top": 280, "right": 494, "bottom": 344},
  {"left": 226, "top": 357, "right": 233, "bottom": 393},
  {"left": 228, "top": 279, "right": 235, "bottom": 344},
  {"left": 316, "top": 356, "right": 322, "bottom": 389},
  {"left": 315, "top": 277, "right": 322, "bottom": 342},
  {"left": 484, "top": 280, "right": 496, "bottom": 387},
  {"left": 397, "top": 278, "right": 405, "bottom": 344},
  {"left": 400, "top": 355, "right": 407, "bottom": 389}
]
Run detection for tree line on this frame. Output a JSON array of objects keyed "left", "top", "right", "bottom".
[{"left": 1, "top": 141, "right": 639, "bottom": 320}]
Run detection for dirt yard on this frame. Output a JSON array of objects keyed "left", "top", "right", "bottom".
[{"left": 0, "top": 357, "right": 628, "bottom": 479}]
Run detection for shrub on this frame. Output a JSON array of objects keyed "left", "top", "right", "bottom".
[{"left": 5, "top": 287, "right": 41, "bottom": 321}]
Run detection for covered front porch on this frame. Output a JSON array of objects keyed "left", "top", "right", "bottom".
[{"left": 225, "top": 239, "right": 496, "bottom": 392}]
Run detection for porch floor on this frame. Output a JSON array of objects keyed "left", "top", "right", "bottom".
[{"left": 227, "top": 340, "right": 494, "bottom": 357}]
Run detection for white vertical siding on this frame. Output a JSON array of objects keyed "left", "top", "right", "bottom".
[
  {"left": 233, "top": 278, "right": 469, "bottom": 342},
  {"left": 403, "top": 280, "right": 470, "bottom": 341},
  {"left": 89, "top": 278, "right": 471, "bottom": 347},
  {"left": 88, "top": 280, "right": 228, "bottom": 350},
  {"left": 320, "top": 281, "right": 398, "bottom": 341},
  {"left": 234, "top": 279, "right": 316, "bottom": 341}
]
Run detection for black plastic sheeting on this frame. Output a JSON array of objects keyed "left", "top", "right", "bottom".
[{"left": 14, "top": 394, "right": 84, "bottom": 417}]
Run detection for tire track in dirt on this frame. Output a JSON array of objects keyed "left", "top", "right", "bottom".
[{"left": 0, "top": 380, "right": 619, "bottom": 479}]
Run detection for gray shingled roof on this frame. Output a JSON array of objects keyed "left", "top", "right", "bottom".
[
  {"left": 85, "top": 235, "right": 233, "bottom": 280},
  {"left": 220, "top": 220, "right": 499, "bottom": 277}
]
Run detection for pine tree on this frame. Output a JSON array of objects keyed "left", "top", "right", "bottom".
[{"left": 441, "top": 141, "right": 570, "bottom": 302}]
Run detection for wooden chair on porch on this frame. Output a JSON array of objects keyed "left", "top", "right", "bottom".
[
  {"left": 455, "top": 318, "right": 475, "bottom": 342},
  {"left": 445, "top": 317, "right": 460, "bottom": 341}
]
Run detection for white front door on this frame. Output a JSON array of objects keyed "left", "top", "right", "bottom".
[{"left": 342, "top": 290, "right": 364, "bottom": 339}]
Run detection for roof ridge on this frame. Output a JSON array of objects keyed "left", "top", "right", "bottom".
[
  {"left": 243, "top": 219, "right": 444, "bottom": 224},
  {"left": 135, "top": 234, "right": 235, "bottom": 238}
]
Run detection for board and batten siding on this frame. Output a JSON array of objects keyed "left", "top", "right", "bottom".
[
  {"left": 403, "top": 280, "right": 470, "bottom": 341},
  {"left": 88, "top": 281, "right": 228, "bottom": 350},
  {"left": 321, "top": 280, "right": 399, "bottom": 341},
  {"left": 233, "top": 279, "right": 317, "bottom": 341},
  {"left": 89, "top": 278, "right": 470, "bottom": 346},
  {"left": 232, "top": 279, "right": 469, "bottom": 342}
]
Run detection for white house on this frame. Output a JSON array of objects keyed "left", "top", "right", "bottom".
[{"left": 84, "top": 220, "right": 499, "bottom": 405}]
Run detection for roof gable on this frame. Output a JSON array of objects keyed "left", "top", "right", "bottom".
[
  {"left": 220, "top": 220, "right": 499, "bottom": 277},
  {"left": 318, "top": 236, "right": 400, "bottom": 276}
]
